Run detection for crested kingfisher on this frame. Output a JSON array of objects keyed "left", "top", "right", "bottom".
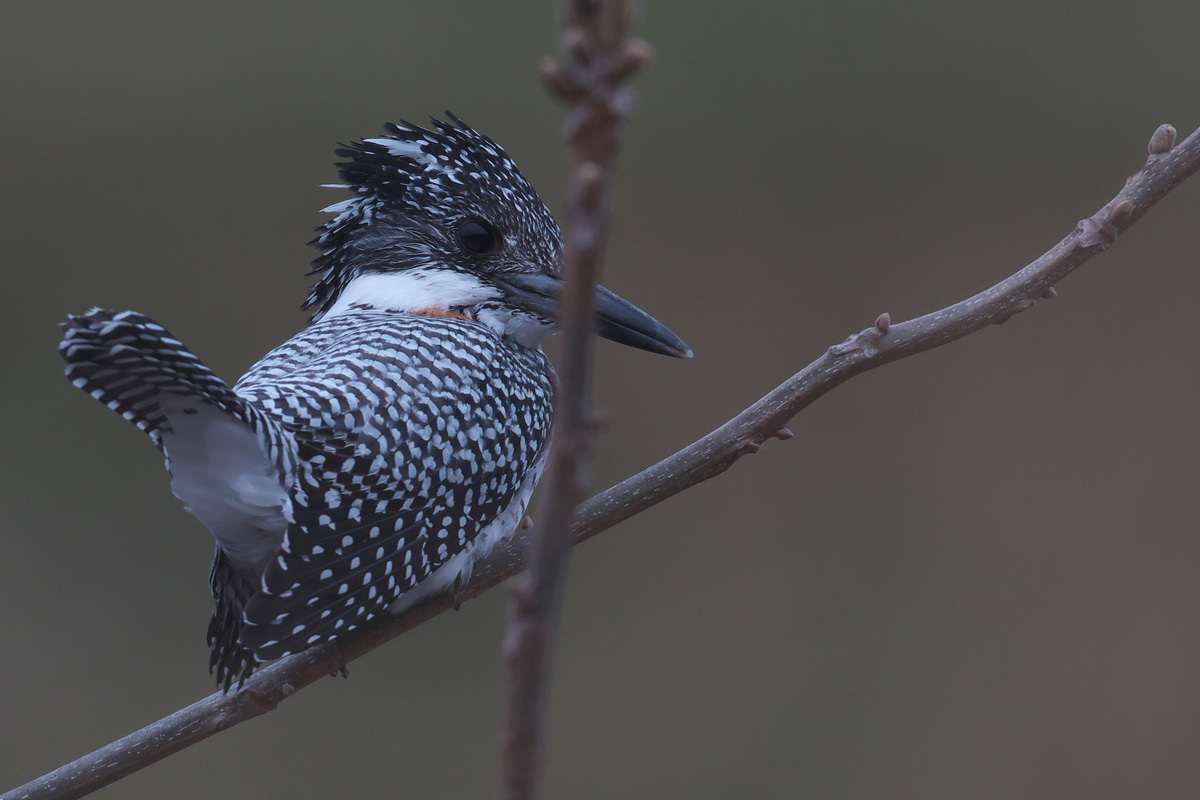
[{"left": 60, "top": 115, "right": 690, "bottom": 689}]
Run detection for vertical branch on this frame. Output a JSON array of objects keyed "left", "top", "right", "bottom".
[{"left": 498, "top": 2, "right": 649, "bottom": 799}]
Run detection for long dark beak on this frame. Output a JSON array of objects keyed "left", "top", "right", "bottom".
[{"left": 494, "top": 273, "right": 693, "bottom": 358}]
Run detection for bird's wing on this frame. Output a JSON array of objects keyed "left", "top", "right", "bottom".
[
  {"left": 61, "top": 309, "right": 242, "bottom": 452},
  {"left": 60, "top": 309, "right": 294, "bottom": 566}
]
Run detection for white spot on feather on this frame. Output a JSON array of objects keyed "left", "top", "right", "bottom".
[{"left": 364, "top": 138, "right": 437, "bottom": 167}]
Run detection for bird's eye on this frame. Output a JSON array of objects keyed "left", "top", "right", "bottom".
[{"left": 458, "top": 220, "right": 498, "bottom": 254}]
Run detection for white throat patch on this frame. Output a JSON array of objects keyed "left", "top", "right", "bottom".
[
  {"left": 322, "top": 268, "right": 499, "bottom": 318},
  {"left": 320, "top": 269, "right": 555, "bottom": 349}
]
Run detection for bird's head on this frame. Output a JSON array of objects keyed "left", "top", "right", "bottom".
[{"left": 306, "top": 114, "right": 691, "bottom": 358}]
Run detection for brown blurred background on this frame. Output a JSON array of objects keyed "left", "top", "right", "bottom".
[{"left": 3, "top": 2, "right": 1199, "bottom": 798}]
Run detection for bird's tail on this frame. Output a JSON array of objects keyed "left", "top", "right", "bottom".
[{"left": 208, "top": 549, "right": 260, "bottom": 690}]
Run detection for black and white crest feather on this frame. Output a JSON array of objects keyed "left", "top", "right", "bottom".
[{"left": 305, "top": 113, "right": 562, "bottom": 319}]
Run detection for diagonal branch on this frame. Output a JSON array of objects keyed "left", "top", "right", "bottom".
[
  {"left": 499, "top": 2, "right": 647, "bottom": 798},
  {"left": 6, "top": 123, "right": 1198, "bottom": 800}
]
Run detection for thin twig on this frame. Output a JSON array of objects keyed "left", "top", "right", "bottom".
[
  {"left": 6, "top": 124, "right": 1197, "bottom": 800},
  {"left": 499, "top": 2, "right": 646, "bottom": 798}
]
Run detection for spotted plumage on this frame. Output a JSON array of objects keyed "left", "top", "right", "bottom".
[
  {"left": 237, "top": 312, "right": 554, "bottom": 662},
  {"left": 60, "top": 114, "right": 690, "bottom": 690}
]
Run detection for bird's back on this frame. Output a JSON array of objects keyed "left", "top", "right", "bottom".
[{"left": 230, "top": 312, "right": 555, "bottom": 667}]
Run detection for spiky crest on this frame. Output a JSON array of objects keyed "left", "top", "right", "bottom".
[{"left": 304, "top": 114, "right": 562, "bottom": 319}]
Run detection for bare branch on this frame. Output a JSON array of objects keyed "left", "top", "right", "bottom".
[
  {"left": 500, "top": 2, "right": 645, "bottom": 798},
  {"left": 6, "top": 123, "right": 1198, "bottom": 800}
]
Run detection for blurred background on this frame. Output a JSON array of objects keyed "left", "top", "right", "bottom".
[{"left": 2, "top": 2, "right": 1199, "bottom": 798}]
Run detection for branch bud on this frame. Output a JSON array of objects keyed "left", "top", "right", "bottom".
[
  {"left": 1109, "top": 199, "right": 1133, "bottom": 228},
  {"left": 605, "top": 38, "right": 652, "bottom": 85},
  {"left": 541, "top": 57, "right": 584, "bottom": 102},
  {"left": 561, "top": 26, "right": 591, "bottom": 63},
  {"left": 1148, "top": 124, "right": 1177, "bottom": 156},
  {"left": 1076, "top": 214, "right": 1118, "bottom": 250}
]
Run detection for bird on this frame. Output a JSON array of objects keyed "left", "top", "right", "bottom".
[{"left": 59, "top": 114, "right": 691, "bottom": 690}]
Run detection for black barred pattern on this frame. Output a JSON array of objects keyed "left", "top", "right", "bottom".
[
  {"left": 60, "top": 309, "right": 235, "bottom": 451},
  {"left": 59, "top": 310, "right": 292, "bottom": 472}
]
